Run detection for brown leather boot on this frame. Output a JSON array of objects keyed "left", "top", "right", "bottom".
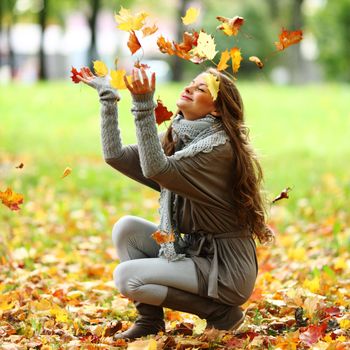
[
  {"left": 113, "top": 302, "right": 165, "bottom": 340},
  {"left": 162, "top": 287, "right": 245, "bottom": 331}
]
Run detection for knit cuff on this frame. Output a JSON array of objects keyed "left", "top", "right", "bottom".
[{"left": 131, "top": 92, "right": 156, "bottom": 120}]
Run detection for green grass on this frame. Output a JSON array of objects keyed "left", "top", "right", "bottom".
[{"left": 1, "top": 81, "right": 349, "bottom": 227}]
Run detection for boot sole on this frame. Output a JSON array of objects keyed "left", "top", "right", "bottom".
[{"left": 230, "top": 312, "right": 246, "bottom": 333}]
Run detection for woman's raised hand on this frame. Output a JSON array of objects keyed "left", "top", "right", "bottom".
[
  {"left": 124, "top": 67, "right": 156, "bottom": 95},
  {"left": 76, "top": 67, "right": 97, "bottom": 87}
]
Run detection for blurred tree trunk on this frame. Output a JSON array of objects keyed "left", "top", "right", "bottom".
[
  {"left": 0, "top": 0, "right": 3, "bottom": 67},
  {"left": 171, "top": 0, "right": 189, "bottom": 81},
  {"left": 266, "top": 0, "right": 279, "bottom": 18},
  {"left": 88, "top": 0, "right": 100, "bottom": 67},
  {"left": 289, "top": 0, "right": 305, "bottom": 84},
  {"left": 38, "top": 0, "right": 48, "bottom": 80}
]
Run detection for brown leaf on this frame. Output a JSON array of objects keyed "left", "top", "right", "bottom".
[{"left": 272, "top": 187, "right": 292, "bottom": 203}]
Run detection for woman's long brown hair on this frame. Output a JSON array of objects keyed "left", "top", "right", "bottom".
[{"left": 162, "top": 68, "right": 273, "bottom": 244}]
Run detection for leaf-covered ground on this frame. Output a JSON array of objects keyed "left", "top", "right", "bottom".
[{"left": 0, "top": 173, "right": 349, "bottom": 350}]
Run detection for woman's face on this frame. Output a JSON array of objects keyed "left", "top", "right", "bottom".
[{"left": 176, "top": 73, "right": 218, "bottom": 120}]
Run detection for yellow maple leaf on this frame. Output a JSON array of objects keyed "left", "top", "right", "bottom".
[
  {"left": 191, "top": 31, "right": 217, "bottom": 60},
  {"left": 114, "top": 6, "right": 148, "bottom": 32},
  {"left": 230, "top": 47, "right": 243, "bottom": 74},
  {"left": 61, "top": 167, "right": 72, "bottom": 179},
  {"left": 142, "top": 24, "right": 158, "bottom": 37},
  {"left": 182, "top": 7, "right": 200, "bottom": 25},
  {"left": 217, "top": 50, "right": 230, "bottom": 71},
  {"left": 0, "top": 187, "right": 24, "bottom": 211},
  {"left": 93, "top": 60, "right": 108, "bottom": 77},
  {"left": 204, "top": 73, "right": 220, "bottom": 101},
  {"left": 110, "top": 69, "right": 132, "bottom": 90},
  {"left": 127, "top": 339, "right": 157, "bottom": 350}
]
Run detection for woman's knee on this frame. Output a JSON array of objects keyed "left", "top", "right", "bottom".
[
  {"left": 111, "top": 215, "right": 137, "bottom": 247},
  {"left": 114, "top": 261, "right": 141, "bottom": 298}
]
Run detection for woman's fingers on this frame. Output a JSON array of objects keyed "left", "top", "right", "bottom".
[
  {"left": 123, "top": 74, "right": 133, "bottom": 91},
  {"left": 151, "top": 72, "right": 156, "bottom": 91}
]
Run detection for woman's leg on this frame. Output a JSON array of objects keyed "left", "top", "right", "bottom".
[{"left": 111, "top": 215, "right": 160, "bottom": 262}]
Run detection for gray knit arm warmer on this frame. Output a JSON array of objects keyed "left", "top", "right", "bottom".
[
  {"left": 87, "top": 76, "right": 124, "bottom": 159},
  {"left": 131, "top": 92, "right": 168, "bottom": 178}
]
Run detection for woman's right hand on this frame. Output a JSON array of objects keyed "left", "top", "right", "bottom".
[{"left": 77, "top": 67, "right": 120, "bottom": 101}]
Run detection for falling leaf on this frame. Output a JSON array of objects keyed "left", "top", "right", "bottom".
[
  {"left": 157, "top": 35, "right": 175, "bottom": 56},
  {"left": 0, "top": 188, "right": 24, "bottom": 211},
  {"left": 230, "top": 47, "right": 243, "bottom": 74},
  {"left": 249, "top": 56, "right": 264, "bottom": 69},
  {"left": 154, "top": 99, "right": 173, "bottom": 125},
  {"left": 93, "top": 60, "right": 108, "bottom": 77},
  {"left": 114, "top": 6, "right": 148, "bottom": 32},
  {"left": 151, "top": 230, "right": 175, "bottom": 244},
  {"left": 182, "top": 7, "right": 200, "bottom": 25},
  {"left": 134, "top": 60, "right": 150, "bottom": 69},
  {"left": 127, "top": 31, "right": 141, "bottom": 54},
  {"left": 191, "top": 31, "right": 217, "bottom": 61},
  {"left": 216, "top": 16, "right": 244, "bottom": 36},
  {"left": 204, "top": 73, "right": 220, "bottom": 101},
  {"left": 142, "top": 24, "right": 158, "bottom": 37},
  {"left": 61, "top": 167, "right": 72, "bottom": 179},
  {"left": 274, "top": 28, "right": 303, "bottom": 51},
  {"left": 127, "top": 339, "right": 158, "bottom": 350},
  {"left": 217, "top": 50, "right": 230, "bottom": 71},
  {"left": 110, "top": 69, "right": 132, "bottom": 90},
  {"left": 174, "top": 31, "right": 199, "bottom": 60},
  {"left": 16, "top": 163, "right": 24, "bottom": 169},
  {"left": 70, "top": 67, "right": 82, "bottom": 83},
  {"left": 272, "top": 187, "right": 292, "bottom": 203}
]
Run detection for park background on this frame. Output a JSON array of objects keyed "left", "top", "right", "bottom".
[{"left": 0, "top": 0, "right": 350, "bottom": 349}]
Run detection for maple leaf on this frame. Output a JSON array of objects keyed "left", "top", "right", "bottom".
[
  {"left": 114, "top": 6, "right": 148, "bottom": 32},
  {"left": 61, "top": 167, "right": 72, "bottom": 179},
  {"left": 299, "top": 323, "right": 328, "bottom": 346},
  {"left": 191, "top": 31, "right": 217, "bottom": 61},
  {"left": 217, "top": 50, "right": 230, "bottom": 71},
  {"left": 182, "top": 7, "right": 200, "bottom": 25},
  {"left": 230, "top": 47, "right": 243, "bottom": 74},
  {"left": 157, "top": 35, "right": 175, "bottom": 56},
  {"left": 134, "top": 60, "right": 150, "bottom": 69},
  {"left": 142, "top": 24, "right": 158, "bottom": 37},
  {"left": 174, "top": 31, "right": 199, "bottom": 60},
  {"left": 70, "top": 67, "right": 82, "bottom": 83},
  {"left": 154, "top": 99, "right": 173, "bottom": 125},
  {"left": 128, "top": 339, "right": 157, "bottom": 350},
  {"left": 127, "top": 31, "right": 141, "bottom": 54},
  {"left": 110, "top": 69, "right": 131, "bottom": 90},
  {"left": 93, "top": 60, "right": 108, "bottom": 77},
  {"left": 272, "top": 187, "right": 292, "bottom": 203},
  {"left": 0, "top": 187, "right": 24, "bottom": 211},
  {"left": 151, "top": 230, "right": 175, "bottom": 244},
  {"left": 274, "top": 28, "right": 303, "bottom": 51},
  {"left": 249, "top": 56, "right": 264, "bottom": 69},
  {"left": 204, "top": 73, "right": 220, "bottom": 101},
  {"left": 216, "top": 16, "right": 244, "bottom": 36}
]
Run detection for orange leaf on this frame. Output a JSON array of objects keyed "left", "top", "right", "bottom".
[
  {"left": 272, "top": 187, "right": 292, "bottom": 203},
  {"left": 249, "top": 56, "right": 264, "bottom": 69},
  {"left": 70, "top": 67, "right": 82, "bottom": 84},
  {"left": 0, "top": 188, "right": 24, "bottom": 211},
  {"left": 61, "top": 167, "right": 72, "bottom": 179},
  {"left": 151, "top": 230, "right": 175, "bottom": 244},
  {"left": 127, "top": 31, "right": 141, "bottom": 54},
  {"left": 217, "top": 50, "right": 230, "bottom": 71},
  {"left": 154, "top": 99, "right": 173, "bottom": 125},
  {"left": 142, "top": 24, "right": 158, "bottom": 37},
  {"left": 174, "top": 31, "right": 199, "bottom": 60},
  {"left": 134, "top": 60, "right": 150, "bottom": 69},
  {"left": 274, "top": 28, "right": 303, "bottom": 51},
  {"left": 216, "top": 16, "right": 244, "bottom": 36},
  {"left": 157, "top": 35, "right": 175, "bottom": 56},
  {"left": 230, "top": 47, "right": 243, "bottom": 74}
]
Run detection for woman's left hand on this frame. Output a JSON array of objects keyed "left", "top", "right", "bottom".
[{"left": 124, "top": 67, "right": 156, "bottom": 95}]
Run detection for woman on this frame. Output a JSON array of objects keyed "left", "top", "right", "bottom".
[{"left": 77, "top": 66, "right": 272, "bottom": 340}]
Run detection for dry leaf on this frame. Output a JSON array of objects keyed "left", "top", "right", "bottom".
[
  {"left": 217, "top": 50, "right": 230, "bottom": 71},
  {"left": 142, "top": 24, "right": 158, "bottom": 37},
  {"left": 216, "top": 15, "right": 244, "bottom": 36},
  {"left": 70, "top": 67, "right": 82, "bottom": 83},
  {"left": 274, "top": 28, "right": 303, "bottom": 51},
  {"left": 127, "top": 31, "right": 141, "bottom": 54},
  {"left": 182, "top": 7, "right": 200, "bottom": 25},
  {"left": 272, "top": 187, "right": 292, "bottom": 203},
  {"left": 0, "top": 188, "right": 24, "bottom": 211},
  {"left": 230, "top": 47, "right": 243, "bottom": 74},
  {"left": 114, "top": 6, "right": 148, "bottom": 32},
  {"left": 204, "top": 73, "right": 220, "bottom": 101},
  {"left": 249, "top": 56, "right": 264, "bottom": 69},
  {"left": 61, "top": 167, "right": 72, "bottom": 179},
  {"left": 93, "top": 60, "right": 108, "bottom": 77},
  {"left": 154, "top": 99, "right": 173, "bottom": 125},
  {"left": 127, "top": 339, "right": 157, "bottom": 350},
  {"left": 16, "top": 163, "right": 24, "bottom": 169},
  {"left": 110, "top": 69, "right": 132, "bottom": 90},
  {"left": 151, "top": 230, "right": 175, "bottom": 244},
  {"left": 191, "top": 31, "right": 217, "bottom": 61}
]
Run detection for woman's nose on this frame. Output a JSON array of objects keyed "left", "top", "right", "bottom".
[{"left": 184, "top": 86, "right": 192, "bottom": 93}]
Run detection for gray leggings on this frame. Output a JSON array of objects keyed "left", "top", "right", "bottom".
[{"left": 112, "top": 215, "right": 199, "bottom": 306}]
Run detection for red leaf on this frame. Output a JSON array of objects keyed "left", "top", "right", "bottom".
[
  {"left": 70, "top": 67, "right": 82, "bottom": 83},
  {"left": 300, "top": 323, "right": 328, "bottom": 346},
  {"left": 154, "top": 99, "right": 173, "bottom": 125},
  {"left": 272, "top": 187, "right": 292, "bottom": 203}
]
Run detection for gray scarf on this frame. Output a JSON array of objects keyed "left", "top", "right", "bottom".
[{"left": 157, "top": 114, "right": 230, "bottom": 260}]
